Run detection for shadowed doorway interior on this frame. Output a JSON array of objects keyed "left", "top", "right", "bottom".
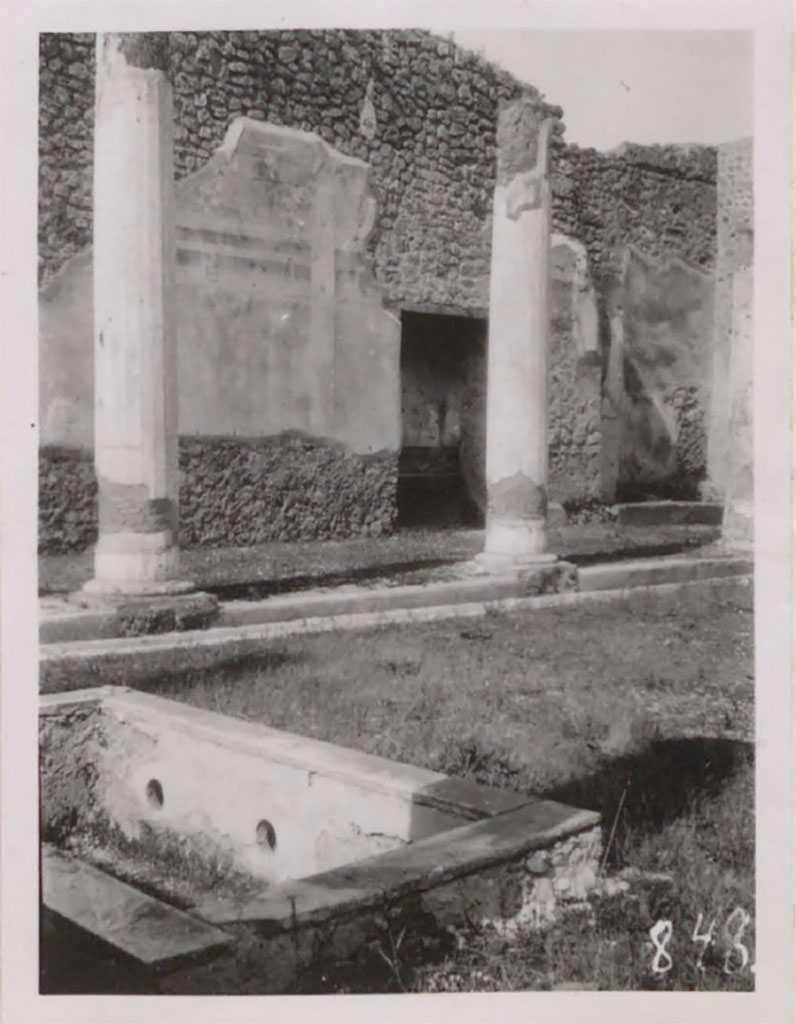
[{"left": 398, "top": 310, "right": 487, "bottom": 528}]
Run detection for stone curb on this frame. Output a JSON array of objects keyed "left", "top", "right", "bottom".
[
  {"left": 40, "top": 553, "right": 750, "bottom": 646},
  {"left": 40, "top": 572, "right": 752, "bottom": 680}
]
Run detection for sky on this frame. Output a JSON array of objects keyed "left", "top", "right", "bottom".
[{"left": 451, "top": 30, "right": 753, "bottom": 151}]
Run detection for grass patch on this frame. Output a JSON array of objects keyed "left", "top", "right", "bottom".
[
  {"left": 140, "top": 586, "right": 753, "bottom": 991},
  {"left": 141, "top": 584, "right": 753, "bottom": 794},
  {"left": 55, "top": 585, "right": 754, "bottom": 992},
  {"left": 293, "top": 756, "right": 754, "bottom": 994}
]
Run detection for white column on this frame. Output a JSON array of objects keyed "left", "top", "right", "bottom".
[
  {"left": 86, "top": 33, "right": 188, "bottom": 595},
  {"left": 308, "top": 153, "right": 336, "bottom": 438},
  {"left": 482, "top": 98, "right": 555, "bottom": 565},
  {"left": 722, "top": 263, "right": 754, "bottom": 551}
]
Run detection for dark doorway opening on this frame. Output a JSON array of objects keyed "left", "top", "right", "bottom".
[{"left": 398, "top": 311, "right": 486, "bottom": 528}]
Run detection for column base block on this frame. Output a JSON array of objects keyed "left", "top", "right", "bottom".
[
  {"left": 712, "top": 537, "right": 755, "bottom": 557},
  {"left": 721, "top": 502, "right": 754, "bottom": 554},
  {"left": 91, "top": 536, "right": 182, "bottom": 590},
  {"left": 82, "top": 577, "right": 196, "bottom": 598},
  {"left": 466, "top": 555, "right": 579, "bottom": 594},
  {"left": 69, "top": 588, "right": 220, "bottom": 636},
  {"left": 482, "top": 516, "right": 550, "bottom": 563},
  {"left": 473, "top": 549, "right": 558, "bottom": 572}
]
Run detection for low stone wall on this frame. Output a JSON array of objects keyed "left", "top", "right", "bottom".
[
  {"left": 179, "top": 436, "right": 398, "bottom": 547},
  {"left": 159, "top": 823, "right": 604, "bottom": 994},
  {"left": 39, "top": 437, "right": 398, "bottom": 554}
]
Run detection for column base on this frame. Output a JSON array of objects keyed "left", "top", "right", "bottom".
[
  {"left": 69, "top": 587, "right": 220, "bottom": 636},
  {"left": 82, "top": 577, "right": 196, "bottom": 599},
  {"left": 71, "top": 530, "right": 220, "bottom": 633},
  {"left": 466, "top": 553, "right": 578, "bottom": 593},
  {"left": 481, "top": 516, "right": 551, "bottom": 565},
  {"left": 721, "top": 501, "right": 754, "bottom": 554},
  {"left": 88, "top": 531, "right": 188, "bottom": 596},
  {"left": 474, "top": 517, "right": 577, "bottom": 590},
  {"left": 473, "top": 549, "right": 559, "bottom": 573},
  {"left": 712, "top": 534, "right": 754, "bottom": 557}
]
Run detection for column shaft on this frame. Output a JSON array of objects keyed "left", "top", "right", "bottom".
[
  {"left": 483, "top": 99, "right": 554, "bottom": 563},
  {"left": 722, "top": 265, "right": 754, "bottom": 550},
  {"left": 89, "top": 33, "right": 183, "bottom": 592},
  {"left": 308, "top": 167, "right": 336, "bottom": 437}
]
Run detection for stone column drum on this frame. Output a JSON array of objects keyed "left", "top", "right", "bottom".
[
  {"left": 85, "top": 33, "right": 188, "bottom": 595},
  {"left": 482, "top": 98, "right": 556, "bottom": 565}
]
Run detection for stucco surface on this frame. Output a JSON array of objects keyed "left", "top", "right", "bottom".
[{"left": 604, "top": 247, "right": 715, "bottom": 500}]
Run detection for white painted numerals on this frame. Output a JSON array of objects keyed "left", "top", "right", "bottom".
[{"left": 648, "top": 908, "right": 753, "bottom": 977}]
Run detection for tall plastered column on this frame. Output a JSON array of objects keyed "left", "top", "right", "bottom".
[
  {"left": 722, "top": 259, "right": 754, "bottom": 551},
  {"left": 87, "top": 33, "right": 187, "bottom": 594},
  {"left": 482, "top": 98, "right": 555, "bottom": 565},
  {"left": 308, "top": 164, "right": 336, "bottom": 437}
]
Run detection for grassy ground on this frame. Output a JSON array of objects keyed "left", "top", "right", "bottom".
[{"left": 129, "top": 581, "right": 754, "bottom": 992}]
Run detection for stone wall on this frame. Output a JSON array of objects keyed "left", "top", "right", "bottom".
[
  {"left": 39, "top": 29, "right": 562, "bottom": 308},
  {"left": 548, "top": 236, "right": 602, "bottom": 502},
  {"left": 39, "top": 446, "right": 97, "bottom": 554},
  {"left": 602, "top": 246, "right": 715, "bottom": 501},
  {"left": 555, "top": 143, "right": 717, "bottom": 284},
  {"left": 39, "top": 33, "right": 716, "bottom": 301},
  {"left": 39, "top": 438, "right": 397, "bottom": 553},
  {"left": 557, "top": 144, "right": 718, "bottom": 501},
  {"left": 38, "top": 30, "right": 720, "bottom": 552}
]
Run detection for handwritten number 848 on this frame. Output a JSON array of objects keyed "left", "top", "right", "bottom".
[{"left": 649, "top": 908, "right": 753, "bottom": 976}]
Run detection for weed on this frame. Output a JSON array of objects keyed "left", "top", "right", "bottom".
[{"left": 434, "top": 735, "right": 523, "bottom": 790}]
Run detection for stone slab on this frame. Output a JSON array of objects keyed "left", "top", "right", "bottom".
[
  {"left": 41, "top": 844, "right": 234, "bottom": 972},
  {"left": 615, "top": 501, "right": 724, "bottom": 527},
  {"left": 194, "top": 799, "right": 600, "bottom": 927},
  {"left": 578, "top": 554, "right": 752, "bottom": 593},
  {"left": 40, "top": 561, "right": 575, "bottom": 643},
  {"left": 42, "top": 590, "right": 220, "bottom": 642}
]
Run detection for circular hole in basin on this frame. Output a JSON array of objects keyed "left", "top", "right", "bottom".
[
  {"left": 256, "top": 819, "right": 277, "bottom": 851},
  {"left": 145, "top": 779, "right": 164, "bottom": 810}
]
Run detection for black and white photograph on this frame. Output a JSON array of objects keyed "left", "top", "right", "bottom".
[{"left": 0, "top": 0, "right": 792, "bottom": 1020}]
